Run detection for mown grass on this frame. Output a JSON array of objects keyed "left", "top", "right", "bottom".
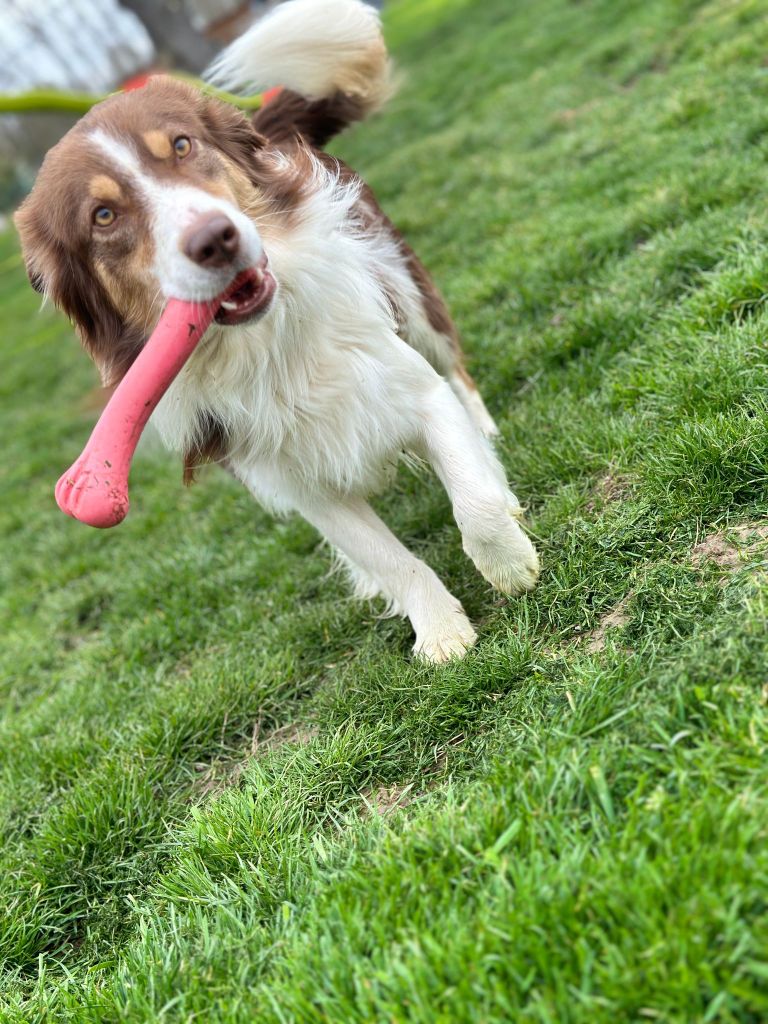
[{"left": 1, "top": 0, "right": 768, "bottom": 1019}]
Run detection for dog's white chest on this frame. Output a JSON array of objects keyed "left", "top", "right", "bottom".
[{"left": 152, "top": 306, "right": 430, "bottom": 507}]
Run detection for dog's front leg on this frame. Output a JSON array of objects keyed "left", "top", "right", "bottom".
[
  {"left": 296, "top": 493, "right": 476, "bottom": 663},
  {"left": 418, "top": 381, "right": 540, "bottom": 596}
]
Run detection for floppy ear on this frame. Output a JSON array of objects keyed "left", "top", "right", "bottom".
[
  {"left": 52, "top": 247, "right": 146, "bottom": 386},
  {"left": 14, "top": 199, "right": 144, "bottom": 386},
  {"left": 200, "top": 97, "right": 267, "bottom": 178},
  {"left": 14, "top": 203, "right": 49, "bottom": 296},
  {"left": 23, "top": 261, "right": 46, "bottom": 295}
]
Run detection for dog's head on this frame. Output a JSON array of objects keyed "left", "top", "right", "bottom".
[{"left": 15, "top": 78, "right": 278, "bottom": 384}]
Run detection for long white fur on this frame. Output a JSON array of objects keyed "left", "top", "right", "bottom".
[
  {"left": 146, "top": 0, "right": 538, "bottom": 661},
  {"left": 207, "top": 0, "right": 391, "bottom": 109}
]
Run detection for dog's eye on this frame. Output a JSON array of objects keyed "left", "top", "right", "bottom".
[
  {"left": 94, "top": 207, "right": 116, "bottom": 227},
  {"left": 174, "top": 136, "right": 192, "bottom": 158}
]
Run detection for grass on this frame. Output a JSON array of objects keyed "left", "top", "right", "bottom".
[{"left": 1, "top": 0, "right": 768, "bottom": 1019}]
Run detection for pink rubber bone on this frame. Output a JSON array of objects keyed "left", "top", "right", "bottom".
[{"left": 55, "top": 299, "right": 217, "bottom": 528}]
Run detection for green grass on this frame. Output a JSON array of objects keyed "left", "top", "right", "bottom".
[{"left": 2, "top": 0, "right": 768, "bottom": 1019}]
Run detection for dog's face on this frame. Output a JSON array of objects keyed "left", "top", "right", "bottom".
[{"left": 15, "top": 78, "right": 278, "bottom": 384}]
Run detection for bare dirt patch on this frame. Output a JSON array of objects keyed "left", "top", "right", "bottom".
[
  {"left": 251, "top": 720, "right": 318, "bottom": 755},
  {"left": 584, "top": 596, "right": 632, "bottom": 653},
  {"left": 576, "top": 521, "right": 768, "bottom": 656},
  {"left": 361, "top": 734, "right": 464, "bottom": 818},
  {"left": 193, "top": 719, "right": 318, "bottom": 802},
  {"left": 586, "top": 470, "right": 631, "bottom": 513},
  {"left": 690, "top": 522, "right": 768, "bottom": 572},
  {"left": 362, "top": 781, "right": 416, "bottom": 816}
]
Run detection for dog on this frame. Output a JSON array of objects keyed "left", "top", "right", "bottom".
[{"left": 14, "top": 0, "right": 539, "bottom": 662}]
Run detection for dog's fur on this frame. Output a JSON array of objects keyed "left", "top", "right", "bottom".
[{"left": 15, "top": 0, "right": 539, "bottom": 662}]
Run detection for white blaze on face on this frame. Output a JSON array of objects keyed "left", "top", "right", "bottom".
[{"left": 87, "top": 128, "right": 265, "bottom": 301}]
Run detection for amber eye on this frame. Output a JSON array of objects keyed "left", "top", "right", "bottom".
[
  {"left": 94, "top": 207, "right": 116, "bottom": 227},
  {"left": 174, "top": 136, "right": 192, "bottom": 158}
]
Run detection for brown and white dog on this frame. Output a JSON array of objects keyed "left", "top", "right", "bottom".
[{"left": 15, "top": 0, "right": 539, "bottom": 661}]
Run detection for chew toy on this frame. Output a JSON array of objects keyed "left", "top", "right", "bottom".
[{"left": 55, "top": 298, "right": 217, "bottom": 528}]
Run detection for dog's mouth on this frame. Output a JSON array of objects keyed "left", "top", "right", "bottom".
[{"left": 214, "top": 263, "right": 276, "bottom": 326}]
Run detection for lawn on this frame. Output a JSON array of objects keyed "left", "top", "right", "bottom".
[{"left": 2, "top": 0, "right": 768, "bottom": 1019}]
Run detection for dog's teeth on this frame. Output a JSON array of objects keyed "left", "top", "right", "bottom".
[{"left": 220, "top": 300, "right": 237, "bottom": 310}]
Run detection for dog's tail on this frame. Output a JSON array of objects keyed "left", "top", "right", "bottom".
[{"left": 206, "top": 0, "right": 392, "bottom": 148}]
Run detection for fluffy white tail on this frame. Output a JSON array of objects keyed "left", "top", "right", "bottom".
[{"left": 207, "top": 0, "right": 392, "bottom": 114}]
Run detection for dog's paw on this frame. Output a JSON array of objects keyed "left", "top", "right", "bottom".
[
  {"left": 413, "top": 610, "right": 477, "bottom": 664},
  {"left": 464, "top": 510, "right": 540, "bottom": 596}
]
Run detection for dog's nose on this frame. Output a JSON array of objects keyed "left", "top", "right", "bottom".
[{"left": 182, "top": 213, "right": 240, "bottom": 268}]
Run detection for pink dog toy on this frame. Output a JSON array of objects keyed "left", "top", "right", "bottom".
[{"left": 55, "top": 298, "right": 217, "bottom": 529}]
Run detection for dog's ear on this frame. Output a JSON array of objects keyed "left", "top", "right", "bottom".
[
  {"left": 14, "top": 202, "right": 50, "bottom": 297},
  {"left": 24, "top": 261, "right": 46, "bottom": 295},
  {"left": 200, "top": 96, "right": 267, "bottom": 177},
  {"left": 15, "top": 199, "right": 144, "bottom": 386},
  {"left": 51, "top": 247, "right": 145, "bottom": 386}
]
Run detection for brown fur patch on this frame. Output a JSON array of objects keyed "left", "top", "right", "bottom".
[
  {"left": 251, "top": 89, "right": 372, "bottom": 149},
  {"left": 94, "top": 254, "right": 160, "bottom": 339},
  {"left": 142, "top": 130, "right": 173, "bottom": 159},
  {"left": 405, "top": 246, "right": 461, "bottom": 348},
  {"left": 89, "top": 174, "right": 123, "bottom": 203},
  {"left": 182, "top": 415, "right": 230, "bottom": 485}
]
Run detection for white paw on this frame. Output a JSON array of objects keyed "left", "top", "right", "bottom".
[
  {"left": 464, "top": 509, "right": 540, "bottom": 596},
  {"left": 413, "top": 609, "right": 477, "bottom": 664}
]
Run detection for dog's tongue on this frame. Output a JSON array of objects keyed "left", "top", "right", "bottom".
[{"left": 55, "top": 296, "right": 220, "bottom": 529}]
